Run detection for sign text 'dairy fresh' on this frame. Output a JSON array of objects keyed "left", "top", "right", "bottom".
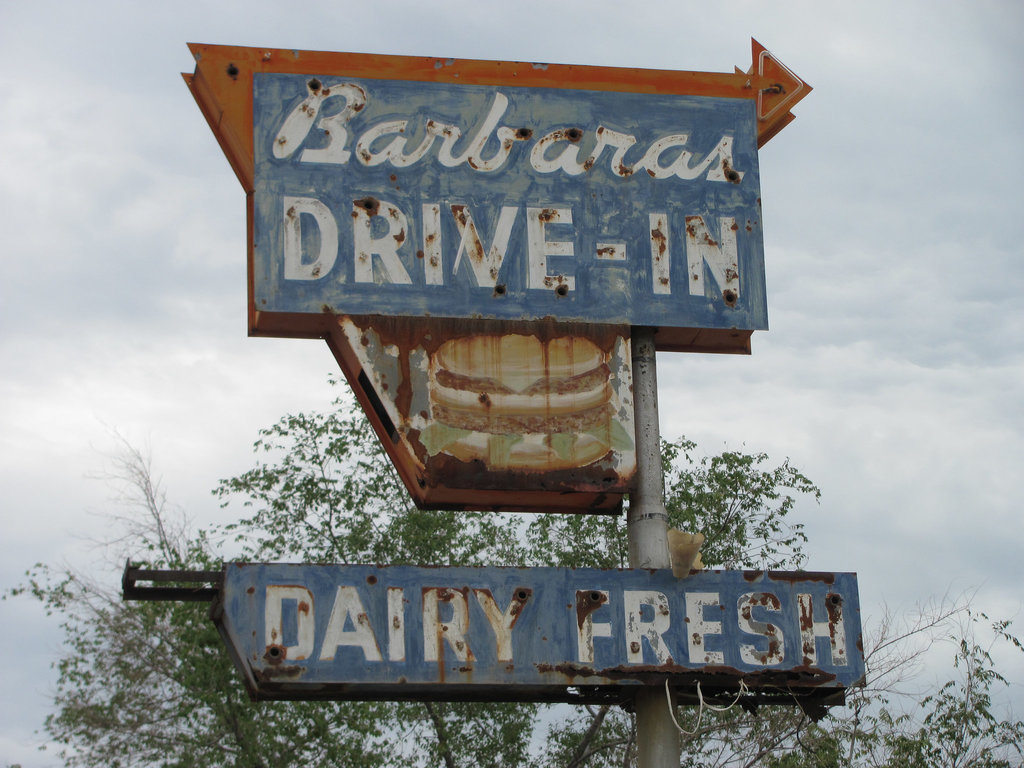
[{"left": 218, "top": 565, "right": 863, "bottom": 700}]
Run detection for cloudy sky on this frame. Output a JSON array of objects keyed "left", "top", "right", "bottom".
[{"left": 2, "top": 1, "right": 1022, "bottom": 764}]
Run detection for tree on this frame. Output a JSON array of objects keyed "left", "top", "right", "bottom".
[
  {"left": 10, "top": 385, "right": 1023, "bottom": 766},
  {"left": 205, "top": 387, "right": 821, "bottom": 768},
  {"left": 875, "top": 611, "right": 1024, "bottom": 768},
  {"left": 12, "top": 437, "right": 390, "bottom": 768}
]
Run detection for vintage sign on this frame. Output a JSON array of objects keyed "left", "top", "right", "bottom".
[
  {"left": 214, "top": 564, "right": 863, "bottom": 705},
  {"left": 327, "top": 317, "right": 634, "bottom": 513},
  {"left": 185, "top": 43, "right": 810, "bottom": 512},
  {"left": 253, "top": 74, "right": 765, "bottom": 336},
  {"left": 184, "top": 40, "right": 810, "bottom": 354}
]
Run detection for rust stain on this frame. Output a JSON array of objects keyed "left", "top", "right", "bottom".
[
  {"left": 826, "top": 594, "right": 844, "bottom": 649},
  {"left": 766, "top": 571, "right": 835, "bottom": 585},
  {"left": 534, "top": 661, "right": 839, "bottom": 690},
  {"left": 511, "top": 588, "right": 533, "bottom": 617},
  {"left": 576, "top": 590, "right": 608, "bottom": 631},
  {"left": 354, "top": 196, "right": 380, "bottom": 217},
  {"left": 650, "top": 227, "right": 667, "bottom": 257},
  {"left": 721, "top": 158, "right": 742, "bottom": 184},
  {"left": 264, "top": 644, "right": 287, "bottom": 665},
  {"left": 333, "top": 315, "right": 632, "bottom": 500},
  {"left": 255, "top": 664, "right": 305, "bottom": 682}
]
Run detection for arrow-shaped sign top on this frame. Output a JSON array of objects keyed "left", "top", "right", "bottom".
[
  {"left": 185, "top": 39, "right": 810, "bottom": 191},
  {"left": 738, "top": 39, "right": 812, "bottom": 148}
]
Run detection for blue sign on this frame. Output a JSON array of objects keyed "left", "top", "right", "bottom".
[
  {"left": 216, "top": 564, "right": 863, "bottom": 702},
  {"left": 252, "top": 75, "right": 767, "bottom": 331}
]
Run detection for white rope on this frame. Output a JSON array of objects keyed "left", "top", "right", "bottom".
[{"left": 665, "top": 678, "right": 750, "bottom": 736}]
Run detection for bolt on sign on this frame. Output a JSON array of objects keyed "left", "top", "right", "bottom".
[
  {"left": 185, "top": 42, "right": 810, "bottom": 512},
  {"left": 213, "top": 564, "right": 862, "bottom": 707}
]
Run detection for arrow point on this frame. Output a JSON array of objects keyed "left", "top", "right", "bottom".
[{"left": 748, "top": 40, "right": 811, "bottom": 140}]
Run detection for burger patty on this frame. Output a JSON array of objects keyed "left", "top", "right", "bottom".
[
  {"left": 434, "top": 363, "right": 612, "bottom": 396},
  {"left": 431, "top": 401, "right": 615, "bottom": 435}
]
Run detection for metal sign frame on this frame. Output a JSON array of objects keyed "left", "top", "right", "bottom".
[{"left": 207, "top": 563, "right": 863, "bottom": 708}]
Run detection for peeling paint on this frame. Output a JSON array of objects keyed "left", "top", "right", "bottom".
[{"left": 220, "top": 565, "right": 864, "bottom": 706}]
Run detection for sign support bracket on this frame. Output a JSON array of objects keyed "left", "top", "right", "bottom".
[
  {"left": 122, "top": 562, "right": 222, "bottom": 602},
  {"left": 627, "top": 326, "right": 682, "bottom": 767}
]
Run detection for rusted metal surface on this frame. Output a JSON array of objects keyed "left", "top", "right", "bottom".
[
  {"left": 184, "top": 40, "right": 810, "bottom": 355},
  {"left": 326, "top": 316, "right": 633, "bottom": 513},
  {"left": 213, "top": 564, "right": 863, "bottom": 707},
  {"left": 182, "top": 41, "right": 810, "bottom": 510},
  {"left": 252, "top": 71, "right": 765, "bottom": 343}
]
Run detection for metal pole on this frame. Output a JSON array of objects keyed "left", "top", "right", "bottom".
[{"left": 628, "top": 326, "right": 681, "bottom": 768}]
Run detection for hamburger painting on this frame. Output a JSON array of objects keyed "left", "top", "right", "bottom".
[
  {"left": 328, "top": 317, "right": 636, "bottom": 513},
  {"left": 422, "top": 334, "right": 632, "bottom": 472}
]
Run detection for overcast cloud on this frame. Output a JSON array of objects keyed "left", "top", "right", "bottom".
[{"left": 2, "top": 1, "right": 1022, "bottom": 765}]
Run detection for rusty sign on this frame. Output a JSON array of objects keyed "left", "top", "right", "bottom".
[
  {"left": 185, "top": 42, "right": 809, "bottom": 512},
  {"left": 185, "top": 40, "right": 810, "bottom": 354},
  {"left": 328, "top": 317, "right": 634, "bottom": 513},
  {"left": 253, "top": 74, "right": 764, "bottom": 337},
  {"left": 214, "top": 564, "right": 863, "bottom": 706}
]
